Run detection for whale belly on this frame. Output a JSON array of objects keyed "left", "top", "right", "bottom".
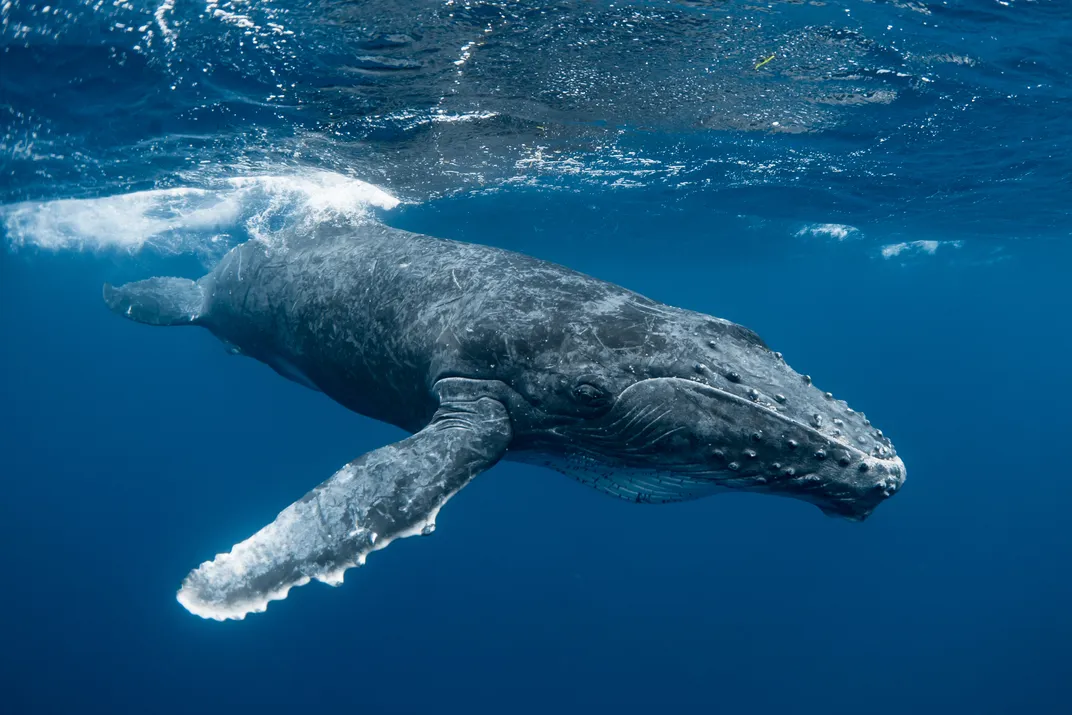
[{"left": 512, "top": 451, "right": 730, "bottom": 504}]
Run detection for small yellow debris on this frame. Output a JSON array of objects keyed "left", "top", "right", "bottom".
[{"left": 755, "top": 54, "right": 776, "bottom": 70}]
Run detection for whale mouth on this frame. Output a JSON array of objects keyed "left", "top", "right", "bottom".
[
  {"left": 676, "top": 379, "right": 907, "bottom": 517},
  {"left": 563, "top": 376, "right": 905, "bottom": 518}
]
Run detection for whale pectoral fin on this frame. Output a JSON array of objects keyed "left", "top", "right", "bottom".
[
  {"left": 176, "top": 379, "right": 513, "bottom": 621},
  {"left": 103, "top": 277, "right": 205, "bottom": 326}
]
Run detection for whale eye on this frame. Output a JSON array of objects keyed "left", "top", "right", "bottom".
[{"left": 571, "top": 381, "right": 611, "bottom": 408}]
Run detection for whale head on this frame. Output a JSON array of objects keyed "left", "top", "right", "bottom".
[
  {"left": 514, "top": 308, "right": 906, "bottom": 520},
  {"left": 568, "top": 376, "right": 904, "bottom": 520}
]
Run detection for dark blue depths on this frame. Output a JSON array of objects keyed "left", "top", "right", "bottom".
[{"left": 2, "top": 198, "right": 1071, "bottom": 714}]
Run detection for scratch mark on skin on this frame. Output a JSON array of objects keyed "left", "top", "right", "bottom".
[
  {"left": 431, "top": 296, "right": 463, "bottom": 312},
  {"left": 452, "top": 270, "right": 463, "bottom": 291}
]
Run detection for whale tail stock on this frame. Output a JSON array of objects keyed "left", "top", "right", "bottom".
[{"left": 103, "top": 277, "right": 205, "bottom": 326}]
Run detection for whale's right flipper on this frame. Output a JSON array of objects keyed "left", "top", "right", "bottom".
[
  {"left": 103, "top": 277, "right": 205, "bottom": 326},
  {"left": 176, "top": 378, "right": 513, "bottom": 621}
]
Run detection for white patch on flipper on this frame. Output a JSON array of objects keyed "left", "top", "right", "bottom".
[
  {"left": 175, "top": 485, "right": 460, "bottom": 621},
  {"left": 177, "top": 573, "right": 312, "bottom": 621}
]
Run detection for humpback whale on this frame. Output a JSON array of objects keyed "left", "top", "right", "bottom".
[{"left": 104, "top": 222, "right": 906, "bottom": 620}]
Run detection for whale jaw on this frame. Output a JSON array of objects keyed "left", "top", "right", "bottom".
[{"left": 550, "top": 377, "right": 905, "bottom": 519}]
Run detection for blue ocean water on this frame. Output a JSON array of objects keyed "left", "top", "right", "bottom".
[{"left": 2, "top": 1, "right": 1070, "bottom": 713}]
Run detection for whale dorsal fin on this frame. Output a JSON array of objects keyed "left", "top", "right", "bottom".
[
  {"left": 103, "top": 277, "right": 205, "bottom": 326},
  {"left": 175, "top": 378, "right": 513, "bottom": 621}
]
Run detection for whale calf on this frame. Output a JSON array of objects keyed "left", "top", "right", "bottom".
[{"left": 104, "top": 222, "right": 906, "bottom": 620}]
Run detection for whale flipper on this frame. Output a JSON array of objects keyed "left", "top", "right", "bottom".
[
  {"left": 176, "top": 379, "right": 513, "bottom": 621},
  {"left": 103, "top": 277, "right": 205, "bottom": 326}
]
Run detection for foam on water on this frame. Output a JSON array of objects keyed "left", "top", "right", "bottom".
[
  {"left": 881, "top": 240, "right": 963, "bottom": 260},
  {"left": 797, "top": 224, "right": 859, "bottom": 241},
  {"left": 0, "top": 170, "right": 400, "bottom": 257}
]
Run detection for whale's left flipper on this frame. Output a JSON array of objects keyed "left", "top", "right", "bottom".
[{"left": 176, "top": 379, "right": 512, "bottom": 621}]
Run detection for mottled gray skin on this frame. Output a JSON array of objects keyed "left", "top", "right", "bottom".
[{"left": 105, "top": 222, "right": 905, "bottom": 620}]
